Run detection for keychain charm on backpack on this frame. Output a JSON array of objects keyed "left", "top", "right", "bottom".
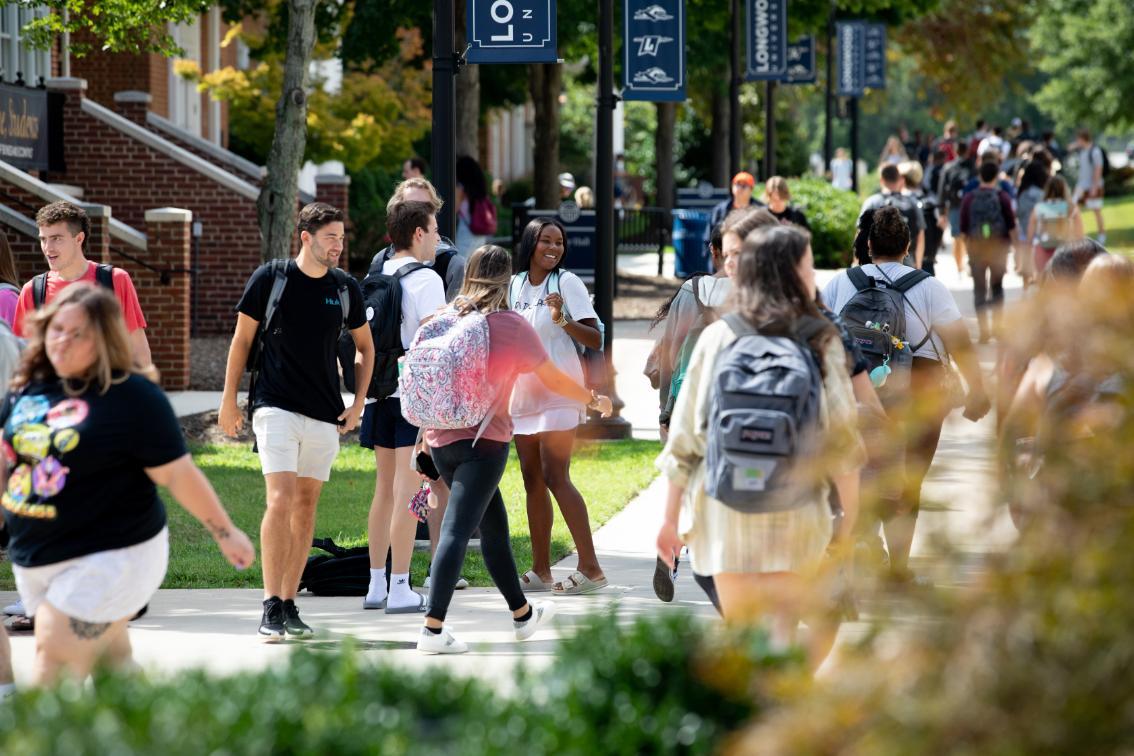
[{"left": 870, "top": 356, "right": 893, "bottom": 388}]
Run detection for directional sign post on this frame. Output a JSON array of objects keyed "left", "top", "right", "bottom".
[
  {"left": 623, "top": 1, "right": 686, "bottom": 101},
  {"left": 863, "top": 23, "right": 887, "bottom": 90},
  {"left": 467, "top": 0, "right": 559, "bottom": 64},
  {"left": 785, "top": 36, "right": 816, "bottom": 85},
  {"left": 745, "top": 0, "right": 787, "bottom": 81}
]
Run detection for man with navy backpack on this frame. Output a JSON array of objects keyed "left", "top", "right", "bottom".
[
  {"left": 219, "top": 203, "right": 371, "bottom": 639},
  {"left": 960, "top": 160, "right": 1016, "bottom": 343}
]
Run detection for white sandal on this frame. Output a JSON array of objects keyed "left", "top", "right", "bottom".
[
  {"left": 520, "top": 570, "right": 553, "bottom": 592},
  {"left": 552, "top": 571, "right": 609, "bottom": 595}
]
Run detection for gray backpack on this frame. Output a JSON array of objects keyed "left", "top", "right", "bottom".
[{"left": 703, "top": 313, "right": 827, "bottom": 513}]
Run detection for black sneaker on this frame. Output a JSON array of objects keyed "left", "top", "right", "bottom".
[
  {"left": 653, "top": 555, "right": 678, "bottom": 603},
  {"left": 282, "top": 599, "right": 313, "bottom": 638},
  {"left": 258, "top": 596, "right": 286, "bottom": 639}
]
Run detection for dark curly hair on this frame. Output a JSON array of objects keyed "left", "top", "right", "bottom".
[{"left": 866, "top": 205, "right": 911, "bottom": 261}]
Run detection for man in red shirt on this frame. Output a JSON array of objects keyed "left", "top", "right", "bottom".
[{"left": 14, "top": 201, "right": 151, "bottom": 368}]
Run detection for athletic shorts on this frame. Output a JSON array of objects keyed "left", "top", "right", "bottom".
[
  {"left": 359, "top": 397, "right": 418, "bottom": 450},
  {"left": 948, "top": 207, "right": 961, "bottom": 236},
  {"left": 13, "top": 527, "right": 168, "bottom": 624},
  {"left": 252, "top": 406, "right": 340, "bottom": 481}
]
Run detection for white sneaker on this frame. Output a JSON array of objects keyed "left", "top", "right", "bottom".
[
  {"left": 422, "top": 576, "right": 469, "bottom": 590},
  {"left": 417, "top": 626, "right": 469, "bottom": 655},
  {"left": 514, "top": 600, "right": 557, "bottom": 641},
  {"left": 2, "top": 599, "right": 23, "bottom": 616}
]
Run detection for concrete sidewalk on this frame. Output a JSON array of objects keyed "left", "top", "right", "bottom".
[{"left": 3, "top": 253, "right": 1019, "bottom": 684}]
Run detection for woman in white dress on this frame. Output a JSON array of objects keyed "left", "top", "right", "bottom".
[{"left": 509, "top": 218, "right": 608, "bottom": 595}]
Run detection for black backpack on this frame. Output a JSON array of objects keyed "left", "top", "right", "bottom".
[
  {"left": 299, "top": 538, "right": 371, "bottom": 596},
  {"left": 969, "top": 188, "right": 1007, "bottom": 240},
  {"left": 338, "top": 258, "right": 428, "bottom": 399},
  {"left": 372, "top": 237, "right": 458, "bottom": 296},
  {"left": 32, "top": 263, "right": 114, "bottom": 307},
  {"left": 945, "top": 160, "right": 975, "bottom": 204}
]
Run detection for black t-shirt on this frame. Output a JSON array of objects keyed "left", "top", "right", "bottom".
[
  {"left": 237, "top": 261, "right": 366, "bottom": 425},
  {"left": 771, "top": 205, "right": 810, "bottom": 230},
  {"left": 0, "top": 375, "right": 188, "bottom": 567}
]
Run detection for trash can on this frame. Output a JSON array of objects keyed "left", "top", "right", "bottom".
[{"left": 671, "top": 210, "right": 711, "bottom": 277}]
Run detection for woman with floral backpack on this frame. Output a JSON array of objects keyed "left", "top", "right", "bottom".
[{"left": 405, "top": 244, "right": 611, "bottom": 654}]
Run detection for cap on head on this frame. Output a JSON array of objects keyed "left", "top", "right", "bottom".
[
  {"left": 731, "top": 172, "right": 756, "bottom": 188},
  {"left": 558, "top": 172, "right": 577, "bottom": 191}
]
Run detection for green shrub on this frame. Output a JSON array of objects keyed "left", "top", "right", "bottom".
[
  {"left": 788, "top": 177, "right": 859, "bottom": 269},
  {"left": 0, "top": 613, "right": 794, "bottom": 755}
]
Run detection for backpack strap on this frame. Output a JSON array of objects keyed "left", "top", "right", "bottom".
[
  {"left": 722, "top": 312, "right": 758, "bottom": 338},
  {"left": 94, "top": 263, "right": 115, "bottom": 291},
  {"left": 392, "top": 261, "right": 428, "bottom": 281},
  {"left": 847, "top": 266, "right": 875, "bottom": 292},
  {"left": 261, "top": 259, "right": 290, "bottom": 330},
  {"left": 891, "top": 269, "right": 932, "bottom": 294},
  {"left": 329, "top": 268, "right": 352, "bottom": 327},
  {"left": 691, "top": 275, "right": 708, "bottom": 317},
  {"left": 508, "top": 273, "right": 526, "bottom": 309},
  {"left": 31, "top": 273, "right": 48, "bottom": 309},
  {"left": 873, "top": 265, "right": 943, "bottom": 357}
]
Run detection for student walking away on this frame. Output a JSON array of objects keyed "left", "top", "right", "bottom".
[
  {"left": 860, "top": 164, "right": 925, "bottom": 269},
  {"left": 1014, "top": 158, "right": 1051, "bottom": 288},
  {"left": 763, "top": 176, "right": 810, "bottom": 229},
  {"left": 358, "top": 201, "right": 447, "bottom": 614},
  {"left": 455, "top": 156, "right": 497, "bottom": 256},
  {"left": 1028, "top": 175, "right": 1084, "bottom": 277},
  {"left": 219, "top": 203, "right": 371, "bottom": 639},
  {"left": 13, "top": 201, "right": 152, "bottom": 370},
  {"left": 0, "top": 230, "right": 21, "bottom": 328},
  {"left": 2, "top": 285, "right": 254, "bottom": 686},
  {"left": 899, "top": 161, "right": 943, "bottom": 277},
  {"left": 655, "top": 224, "right": 864, "bottom": 670},
  {"left": 649, "top": 207, "right": 776, "bottom": 602},
  {"left": 961, "top": 161, "right": 1017, "bottom": 343},
  {"left": 938, "top": 141, "right": 977, "bottom": 275},
  {"left": 372, "top": 178, "right": 466, "bottom": 302},
  {"left": 1072, "top": 129, "right": 1106, "bottom": 245},
  {"left": 705, "top": 172, "right": 764, "bottom": 257},
  {"left": 824, "top": 205, "right": 990, "bottom": 585},
  {"left": 402, "top": 244, "right": 613, "bottom": 653},
  {"left": 508, "top": 218, "right": 608, "bottom": 596}
]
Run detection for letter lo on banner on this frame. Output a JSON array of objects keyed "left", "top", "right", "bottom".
[{"left": 467, "top": 0, "right": 559, "bottom": 64}]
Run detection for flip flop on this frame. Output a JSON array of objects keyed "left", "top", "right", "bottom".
[
  {"left": 552, "top": 571, "right": 609, "bottom": 596},
  {"left": 362, "top": 597, "right": 386, "bottom": 611},
  {"left": 520, "top": 570, "right": 552, "bottom": 593},
  {"left": 384, "top": 592, "right": 428, "bottom": 614}
]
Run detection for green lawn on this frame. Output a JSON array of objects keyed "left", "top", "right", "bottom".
[
  {"left": 1, "top": 439, "right": 661, "bottom": 590},
  {"left": 1090, "top": 192, "right": 1134, "bottom": 250}
]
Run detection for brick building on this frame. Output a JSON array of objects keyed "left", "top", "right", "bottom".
[{"left": 0, "top": 6, "right": 349, "bottom": 390}]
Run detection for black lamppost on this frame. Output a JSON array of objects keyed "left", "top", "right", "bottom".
[{"left": 432, "top": 0, "right": 458, "bottom": 238}]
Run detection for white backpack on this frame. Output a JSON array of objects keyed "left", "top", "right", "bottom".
[{"left": 398, "top": 306, "right": 498, "bottom": 443}]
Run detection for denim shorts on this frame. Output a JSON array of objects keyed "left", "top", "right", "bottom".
[{"left": 359, "top": 397, "right": 419, "bottom": 450}]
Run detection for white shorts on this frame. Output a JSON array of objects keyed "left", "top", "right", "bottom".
[
  {"left": 13, "top": 527, "right": 168, "bottom": 624},
  {"left": 512, "top": 406, "right": 585, "bottom": 436},
  {"left": 253, "top": 407, "right": 340, "bottom": 481}
]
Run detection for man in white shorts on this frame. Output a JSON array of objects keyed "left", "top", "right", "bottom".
[
  {"left": 1072, "top": 128, "right": 1106, "bottom": 245},
  {"left": 219, "top": 203, "right": 373, "bottom": 638}
]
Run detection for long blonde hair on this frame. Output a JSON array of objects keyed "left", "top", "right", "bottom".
[
  {"left": 12, "top": 283, "right": 151, "bottom": 396},
  {"left": 454, "top": 244, "right": 513, "bottom": 316}
]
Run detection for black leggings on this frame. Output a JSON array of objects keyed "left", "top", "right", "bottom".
[{"left": 426, "top": 439, "right": 528, "bottom": 622}]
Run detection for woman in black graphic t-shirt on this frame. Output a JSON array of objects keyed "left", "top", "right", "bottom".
[{"left": 0, "top": 284, "right": 253, "bottom": 687}]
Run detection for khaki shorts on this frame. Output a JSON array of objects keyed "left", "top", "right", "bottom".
[{"left": 252, "top": 407, "right": 340, "bottom": 481}]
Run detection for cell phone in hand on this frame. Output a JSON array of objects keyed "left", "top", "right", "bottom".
[{"left": 414, "top": 451, "right": 440, "bottom": 481}]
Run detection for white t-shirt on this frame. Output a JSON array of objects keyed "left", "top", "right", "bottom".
[
  {"left": 821, "top": 262, "right": 963, "bottom": 360},
  {"left": 509, "top": 269, "right": 598, "bottom": 418},
  {"left": 830, "top": 157, "right": 853, "bottom": 190},
  {"left": 383, "top": 255, "right": 445, "bottom": 399}
]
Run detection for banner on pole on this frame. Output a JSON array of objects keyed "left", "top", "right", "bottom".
[
  {"left": 622, "top": 1, "right": 686, "bottom": 101},
  {"left": 467, "top": 0, "right": 558, "bottom": 64},
  {"left": 863, "top": 23, "right": 886, "bottom": 89},
  {"left": 745, "top": 0, "right": 787, "bottom": 81},
  {"left": 785, "top": 36, "right": 816, "bottom": 84},
  {"left": 835, "top": 21, "right": 864, "bottom": 97}
]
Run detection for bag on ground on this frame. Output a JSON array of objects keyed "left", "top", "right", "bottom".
[
  {"left": 299, "top": 538, "right": 371, "bottom": 596},
  {"left": 703, "top": 314, "right": 826, "bottom": 512}
]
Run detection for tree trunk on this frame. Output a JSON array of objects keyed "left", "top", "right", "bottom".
[
  {"left": 709, "top": 87, "right": 729, "bottom": 187},
  {"left": 454, "top": 0, "right": 481, "bottom": 160},
  {"left": 257, "top": 0, "right": 317, "bottom": 262},
  {"left": 529, "top": 62, "right": 561, "bottom": 208},
  {"left": 655, "top": 102, "right": 676, "bottom": 212}
]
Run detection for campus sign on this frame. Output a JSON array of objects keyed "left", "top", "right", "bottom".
[
  {"left": 467, "top": 0, "right": 558, "bottom": 64},
  {"left": 745, "top": 0, "right": 787, "bottom": 81},
  {"left": 0, "top": 83, "right": 57, "bottom": 172},
  {"left": 863, "top": 23, "right": 887, "bottom": 89},
  {"left": 622, "top": 1, "right": 686, "bottom": 101},
  {"left": 836, "top": 21, "right": 865, "bottom": 97},
  {"left": 785, "top": 36, "right": 816, "bottom": 85}
]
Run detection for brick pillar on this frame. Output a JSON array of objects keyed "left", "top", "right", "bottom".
[
  {"left": 315, "top": 174, "right": 351, "bottom": 266},
  {"left": 113, "top": 90, "right": 152, "bottom": 125},
  {"left": 45, "top": 77, "right": 88, "bottom": 189},
  {"left": 81, "top": 202, "right": 112, "bottom": 265},
  {"left": 143, "top": 208, "right": 192, "bottom": 390}
]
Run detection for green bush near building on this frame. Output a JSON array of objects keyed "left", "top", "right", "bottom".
[{"left": 788, "top": 177, "right": 860, "bottom": 269}]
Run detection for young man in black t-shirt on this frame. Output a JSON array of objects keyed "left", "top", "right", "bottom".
[{"left": 219, "top": 203, "right": 373, "bottom": 638}]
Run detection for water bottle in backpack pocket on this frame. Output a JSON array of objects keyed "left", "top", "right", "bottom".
[
  {"left": 703, "top": 314, "right": 827, "bottom": 513},
  {"left": 968, "top": 188, "right": 1007, "bottom": 240}
]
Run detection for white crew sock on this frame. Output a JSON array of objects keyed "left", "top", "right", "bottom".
[
  {"left": 387, "top": 572, "right": 418, "bottom": 606},
  {"left": 366, "top": 568, "right": 388, "bottom": 603}
]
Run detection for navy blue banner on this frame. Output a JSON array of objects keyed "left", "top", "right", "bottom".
[
  {"left": 785, "top": 36, "right": 816, "bottom": 84},
  {"left": 836, "top": 21, "right": 865, "bottom": 97},
  {"left": 467, "top": 0, "right": 558, "bottom": 64},
  {"left": 863, "top": 23, "right": 886, "bottom": 90},
  {"left": 622, "top": 1, "right": 686, "bottom": 101},
  {"left": 745, "top": 0, "right": 787, "bottom": 81}
]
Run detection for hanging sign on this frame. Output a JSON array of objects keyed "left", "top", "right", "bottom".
[
  {"left": 785, "top": 36, "right": 816, "bottom": 84},
  {"left": 745, "top": 0, "right": 788, "bottom": 81},
  {"left": 467, "top": 0, "right": 559, "bottom": 64},
  {"left": 836, "top": 21, "right": 865, "bottom": 97},
  {"left": 622, "top": 1, "right": 686, "bottom": 101},
  {"left": 863, "top": 23, "right": 887, "bottom": 89}
]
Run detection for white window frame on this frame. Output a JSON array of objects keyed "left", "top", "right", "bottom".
[{"left": 2, "top": 5, "right": 52, "bottom": 86}]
